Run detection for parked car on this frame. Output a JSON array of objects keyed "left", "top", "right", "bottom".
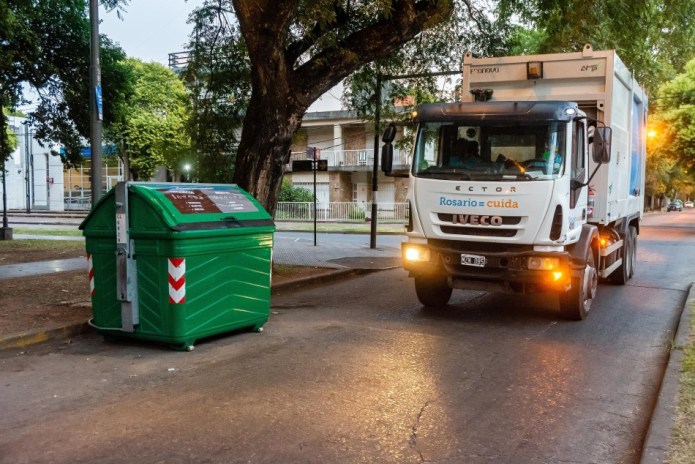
[
  {"left": 685, "top": 200, "right": 694, "bottom": 208},
  {"left": 667, "top": 200, "right": 683, "bottom": 212}
]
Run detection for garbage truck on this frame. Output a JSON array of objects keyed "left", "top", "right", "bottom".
[{"left": 381, "top": 44, "right": 647, "bottom": 320}]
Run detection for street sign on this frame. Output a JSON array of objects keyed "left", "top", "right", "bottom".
[
  {"left": 292, "top": 160, "right": 314, "bottom": 172},
  {"left": 59, "top": 144, "right": 117, "bottom": 158},
  {"left": 95, "top": 85, "right": 103, "bottom": 121},
  {"left": 292, "top": 159, "right": 328, "bottom": 172}
]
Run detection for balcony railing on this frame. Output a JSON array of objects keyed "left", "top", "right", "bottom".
[
  {"left": 288, "top": 149, "right": 410, "bottom": 169},
  {"left": 275, "top": 201, "right": 408, "bottom": 223}
]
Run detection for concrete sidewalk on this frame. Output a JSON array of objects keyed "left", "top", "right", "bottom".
[
  {"left": 2, "top": 231, "right": 404, "bottom": 279},
  {"left": 0, "top": 230, "right": 404, "bottom": 350}
]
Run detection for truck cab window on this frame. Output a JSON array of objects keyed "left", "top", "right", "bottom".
[
  {"left": 412, "top": 121, "right": 567, "bottom": 181},
  {"left": 571, "top": 120, "right": 586, "bottom": 181}
]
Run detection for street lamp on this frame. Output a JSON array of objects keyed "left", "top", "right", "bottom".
[{"left": 183, "top": 163, "right": 191, "bottom": 182}]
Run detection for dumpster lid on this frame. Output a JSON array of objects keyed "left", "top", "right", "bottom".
[{"left": 129, "top": 182, "right": 273, "bottom": 231}]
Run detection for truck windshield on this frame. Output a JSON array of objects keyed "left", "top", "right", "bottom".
[{"left": 412, "top": 122, "right": 567, "bottom": 181}]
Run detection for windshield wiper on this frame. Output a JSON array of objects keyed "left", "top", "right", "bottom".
[{"left": 417, "top": 170, "right": 471, "bottom": 180}]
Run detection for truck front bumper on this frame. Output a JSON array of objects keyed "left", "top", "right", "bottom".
[{"left": 402, "top": 241, "right": 575, "bottom": 294}]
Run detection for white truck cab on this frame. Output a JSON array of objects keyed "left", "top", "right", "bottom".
[{"left": 381, "top": 45, "right": 647, "bottom": 320}]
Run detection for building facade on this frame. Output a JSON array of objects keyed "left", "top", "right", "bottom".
[
  {"left": 286, "top": 110, "right": 410, "bottom": 209},
  {"left": 3, "top": 116, "right": 65, "bottom": 212}
]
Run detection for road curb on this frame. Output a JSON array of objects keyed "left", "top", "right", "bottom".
[
  {"left": 0, "top": 268, "right": 390, "bottom": 352},
  {"left": 0, "top": 321, "right": 91, "bottom": 351},
  {"left": 271, "top": 267, "right": 383, "bottom": 294},
  {"left": 640, "top": 282, "right": 694, "bottom": 463}
]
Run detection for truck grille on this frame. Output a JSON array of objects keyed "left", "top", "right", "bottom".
[
  {"left": 437, "top": 213, "right": 522, "bottom": 238},
  {"left": 428, "top": 239, "right": 533, "bottom": 253},
  {"left": 440, "top": 226, "right": 517, "bottom": 237}
]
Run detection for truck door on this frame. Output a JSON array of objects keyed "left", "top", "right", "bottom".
[{"left": 569, "top": 119, "right": 589, "bottom": 227}]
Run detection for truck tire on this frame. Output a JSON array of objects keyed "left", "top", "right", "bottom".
[
  {"left": 559, "top": 249, "right": 597, "bottom": 320},
  {"left": 414, "top": 274, "right": 452, "bottom": 307},
  {"left": 609, "top": 226, "right": 636, "bottom": 285}
]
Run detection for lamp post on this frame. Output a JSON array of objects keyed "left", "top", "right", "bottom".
[
  {"left": 183, "top": 163, "right": 191, "bottom": 182},
  {"left": 1, "top": 159, "right": 11, "bottom": 240}
]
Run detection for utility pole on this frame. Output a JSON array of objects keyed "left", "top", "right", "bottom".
[
  {"left": 370, "top": 73, "right": 382, "bottom": 249},
  {"left": 89, "top": 0, "right": 103, "bottom": 206}
]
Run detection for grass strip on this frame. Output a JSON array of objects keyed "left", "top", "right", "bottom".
[
  {"left": 667, "top": 295, "right": 695, "bottom": 464},
  {"left": 0, "top": 239, "right": 85, "bottom": 252},
  {"left": 13, "top": 228, "right": 83, "bottom": 237}
]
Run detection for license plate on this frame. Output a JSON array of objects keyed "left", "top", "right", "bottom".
[{"left": 461, "top": 254, "right": 487, "bottom": 267}]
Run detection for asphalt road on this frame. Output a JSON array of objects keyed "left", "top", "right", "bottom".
[{"left": 0, "top": 211, "right": 693, "bottom": 463}]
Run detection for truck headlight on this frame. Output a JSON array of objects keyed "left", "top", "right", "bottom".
[
  {"left": 403, "top": 244, "right": 431, "bottom": 263},
  {"left": 527, "top": 257, "right": 560, "bottom": 271}
]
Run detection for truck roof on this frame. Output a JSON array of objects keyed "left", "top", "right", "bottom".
[{"left": 414, "top": 101, "right": 582, "bottom": 123}]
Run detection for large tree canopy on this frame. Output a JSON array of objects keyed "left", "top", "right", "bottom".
[
  {"left": 0, "top": 0, "right": 131, "bottom": 168},
  {"left": 204, "top": 0, "right": 695, "bottom": 212},
  {"left": 1, "top": 0, "right": 88, "bottom": 164},
  {"left": 229, "top": 0, "right": 455, "bottom": 212}
]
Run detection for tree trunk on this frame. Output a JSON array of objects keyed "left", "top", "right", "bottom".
[
  {"left": 231, "top": 0, "right": 454, "bottom": 214},
  {"left": 233, "top": 88, "right": 305, "bottom": 215}
]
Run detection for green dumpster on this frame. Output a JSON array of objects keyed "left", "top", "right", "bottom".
[{"left": 80, "top": 182, "right": 275, "bottom": 350}]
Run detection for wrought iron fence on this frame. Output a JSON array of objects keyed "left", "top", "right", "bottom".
[
  {"left": 287, "top": 148, "right": 410, "bottom": 168},
  {"left": 275, "top": 201, "right": 408, "bottom": 223}
]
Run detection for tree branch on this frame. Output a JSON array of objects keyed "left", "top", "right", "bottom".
[
  {"left": 285, "top": 3, "right": 350, "bottom": 65},
  {"left": 290, "top": 0, "right": 453, "bottom": 105}
]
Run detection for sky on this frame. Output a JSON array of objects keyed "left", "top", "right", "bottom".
[
  {"left": 98, "top": 0, "right": 341, "bottom": 111},
  {"left": 99, "top": 0, "right": 204, "bottom": 65}
]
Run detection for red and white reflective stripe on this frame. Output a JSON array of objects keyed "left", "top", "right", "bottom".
[
  {"left": 168, "top": 258, "right": 186, "bottom": 304},
  {"left": 87, "top": 254, "right": 95, "bottom": 296}
]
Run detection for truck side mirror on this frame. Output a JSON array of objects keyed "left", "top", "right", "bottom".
[
  {"left": 381, "top": 143, "right": 393, "bottom": 174},
  {"left": 382, "top": 124, "right": 397, "bottom": 143},
  {"left": 591, "top": 125, "right": 612, "bottom": 164}
]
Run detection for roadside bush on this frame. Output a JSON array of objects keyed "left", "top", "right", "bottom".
[{"left": 278, "top": 178, "right": 314, "bottom": 202}]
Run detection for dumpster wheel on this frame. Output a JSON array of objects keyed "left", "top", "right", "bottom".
[{"left": 171, "top": 342, "right": 196, "bottom": 351}]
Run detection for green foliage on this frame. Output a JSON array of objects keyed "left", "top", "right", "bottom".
[
  {"left": 0, "top": 0, "right": 133, "bottom": 167},
  {"left": 507, "top": 27, "right": 547, "bottom": 55},
  {"left": 649, "top": 58, "right": 695, "bottom": 197},
  {"left": 278, "top": 178, "right": 315, "bottom": 202},
  {"left": 32, "top": 36, "right": 133, "bottom": 167},
  {"left": 499, "top": 0, "right": 695, "bottom": 95},
  {"left": 107, "top": 59, "right": 193, "bottom": 180},
  {"left": 0, "top": 0, "right": 87, "bottom": 163},
  {"left": 2, "top": 108, "right": 17, "bottom": 152}
]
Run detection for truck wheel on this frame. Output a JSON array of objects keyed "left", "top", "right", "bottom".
[
  {"left": 559, "top": 250, "right": 597, "bottom": 320},
  {"left": 414, "top": 274, "right": 452, "bottom": 307},
  {"left": 609, "top": 226, "right": 635, "bottom": 285}
]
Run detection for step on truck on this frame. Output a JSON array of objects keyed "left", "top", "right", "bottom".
[{"left": 381, "top": 44, "right": 647, "bottom": 320}]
